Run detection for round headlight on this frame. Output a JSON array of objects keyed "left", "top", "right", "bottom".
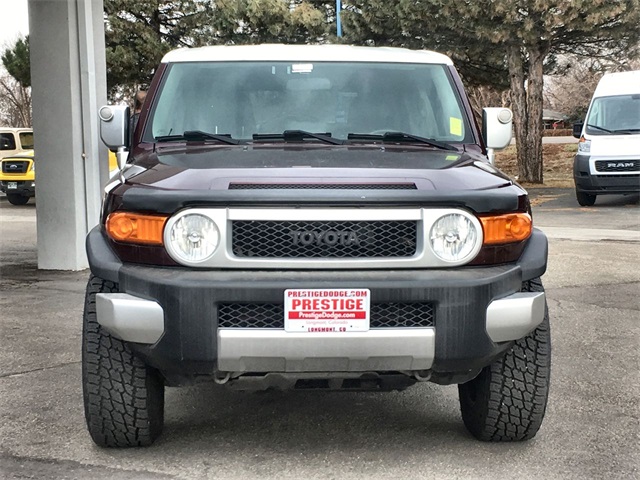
[
  {"left": 430, "top": 213, "right": 479, "bottom": 262},
  {"left": 168, "top": 214, "right": 219, "bottom": 263}
]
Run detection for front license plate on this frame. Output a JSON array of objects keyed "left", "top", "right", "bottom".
[
  {"left": 7, "top": 182, "right": 17, "bottom": 189},
  {"left": 285, "top": 289, "right": 370, "bottom": 333}
]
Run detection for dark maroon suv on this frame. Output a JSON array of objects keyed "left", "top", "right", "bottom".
[{"left": 85, "top": 44, "right": 550, "bottom": 447}]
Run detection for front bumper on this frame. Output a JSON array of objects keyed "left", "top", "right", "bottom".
[
  {"left": 0, "top": 180, "right": 35, "bottom": 196},
  {"left": 574, "top": 154, "right": 640, "bottom": 195},
  {"left": 87, "top": 226, "right": 548, "bottom": 384}
]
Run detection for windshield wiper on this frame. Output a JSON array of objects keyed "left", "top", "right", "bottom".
[
  {"left": 253, "top": 130, "right": 345, "bottom": 145},
  {"left": 610, "top": 128, "right": 640, "bottom": 134},
  {"left": 155, "top": 130, "right": 239, "bottom": 145},
  {"left": 347, "top": 131, "right": 457, "bottom": 151},
  {"left": 586, "top": 124, "right": 613, "bottom": 134}
]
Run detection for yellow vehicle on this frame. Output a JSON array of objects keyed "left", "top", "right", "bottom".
[
  {"left": 0, "top": 149, "right": 35, "bottom": 205},
  {"left": 1, "top": 128, "right": 35, "bottom": 205},
  {"left": 108, "top": 149, "right": 117, "bottom": 172}
]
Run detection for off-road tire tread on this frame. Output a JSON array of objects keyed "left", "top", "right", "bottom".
[
  {"left": 82, "top": 275, "right": 164, "bottom": 447},
  {"left": 458, "top": 277, "right": 551, "bottom": 441}
]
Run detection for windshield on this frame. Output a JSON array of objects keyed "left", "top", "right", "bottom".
[
  {"left": 19, "top": 132, "right": 34, "bottom": 149},
  {"left": 0, "top": 133, "right": 16, "bottom": 150},
  {"left": 585, "top": 94, "right": 640, "bottom": 135},
  {"left": 145, "top": 61, "right": 472, "bottom": 143}
]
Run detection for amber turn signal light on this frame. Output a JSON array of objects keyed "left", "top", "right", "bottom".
[
  {"left": 106, "top": 212, "right": 168, "bottom": 246},
  {"left": 478, "top": 213, "right": 532, "bottom": 245}
]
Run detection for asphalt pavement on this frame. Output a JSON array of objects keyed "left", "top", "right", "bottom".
[{"left": 0, "top": 190, "right": 638, "bottom": 480}]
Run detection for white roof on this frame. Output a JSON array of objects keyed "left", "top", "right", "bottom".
[
  {"left": 162, "top": 44, "right": 453, "bottom": 65},
  {"left": 594, "top": 70, "right": 640, "bottom": 97},
  {"left": 0, "top": 127, "right": 32, "bottom": 133}
]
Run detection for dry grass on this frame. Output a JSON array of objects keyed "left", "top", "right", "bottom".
[{"left": 494, "top": 143, "right": 577, "bottom": 188}]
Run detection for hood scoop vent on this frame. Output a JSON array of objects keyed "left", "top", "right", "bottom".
[{"left": 228, "top": 183, "right": 417, "bottom": 190}]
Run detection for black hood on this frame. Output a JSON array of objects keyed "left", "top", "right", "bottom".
[
  {"left": 112, "top": 145, "right": 527, "bottom": 214},
  {"left": 125, "top": 144, "right": 513, "bottom": 191}
]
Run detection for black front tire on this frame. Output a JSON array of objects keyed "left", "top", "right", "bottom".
[
  {"left": 576, "top": 190, "right": 596, "bottom": 206},
  {"left": 7, "top": 194, "right": 29, "bottom": 205},
  {"left": 82, "top": 275, "right": 165, "bottom": 447},
  {"left": 458, "top": 278, "right": 551, "bottom": 442}
]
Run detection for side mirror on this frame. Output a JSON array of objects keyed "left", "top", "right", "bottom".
[
  {"left": 572, "top": 122, "right": 584, "bottom": 139},
  {"left": 482, "top": 108, "right": 513, "bottom": 165},
  {"left": 483, "top": 107, "right": 513, "bottom": 150},
  {"left": 99, "top": 105, "right": 130, "bottom": 151}
]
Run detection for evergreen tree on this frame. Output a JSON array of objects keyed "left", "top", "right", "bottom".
[
  {"left": 104, "top": 0, "right": 333, "bottom": 96},
  {"left": 1, "top": 35, "right": 31, "bottom": 88},
  {"left": 342, "top": 0, "right": 640, "bottom": 183},
  {"left": 1, "top": 36, "right": 32, "bottom": 127},
  {"left": 104, "top": 0, "right": 212, "bottom": 94}
]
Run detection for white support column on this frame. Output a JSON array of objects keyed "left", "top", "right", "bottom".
[{"left": 28, "top": 0, "right": 107, "bottom": 270}]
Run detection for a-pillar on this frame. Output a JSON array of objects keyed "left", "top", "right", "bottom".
[{"left": 28, "top": 0, "right": 108, "bottom": 270}]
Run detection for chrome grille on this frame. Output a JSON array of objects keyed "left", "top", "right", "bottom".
[
  {"left": 218, "top": 303, "right": 434, "bottom": 329},
  {"left": 595, "top": 160, "right": 640, "bottom": 172},
  {"left": 229, "top": 183, "right": 417, "bottom": 190},
  {"left": 232, "top": 220, "right": 417, "bottom": 258}
]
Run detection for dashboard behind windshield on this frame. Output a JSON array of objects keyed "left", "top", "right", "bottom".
[{"left": 145, "top": 61, "right": 472, "bottom": 143}]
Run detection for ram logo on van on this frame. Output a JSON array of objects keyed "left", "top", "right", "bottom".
[{"left": 607, "top": 162, "right": 635, "bottom": 169}]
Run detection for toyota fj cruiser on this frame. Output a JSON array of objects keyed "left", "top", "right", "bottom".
[{"left": 85, "top": 45, "right": 550, "bottom": 447}]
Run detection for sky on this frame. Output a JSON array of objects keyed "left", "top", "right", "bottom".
[{"left": 0, "top": 0, "right": 29, "bottom": 49}]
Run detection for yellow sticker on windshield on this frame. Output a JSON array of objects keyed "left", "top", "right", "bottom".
[
  {"left": 450, "top": 117, "right": 463, "bottom": 136},
  {"left": 445, "top": 155, "right": 459, "bottom": 161}
]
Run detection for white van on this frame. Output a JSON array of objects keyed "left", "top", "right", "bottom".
[{"left": 572, "top": 70, "right": 640, "bottom": 206}]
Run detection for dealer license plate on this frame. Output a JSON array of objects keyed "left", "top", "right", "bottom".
[
  {"left": 7, "top": 182, "right": 17, "bottom": 189},
  {"left": 284, "top": 289, "right": 370, "bottom": 333}
]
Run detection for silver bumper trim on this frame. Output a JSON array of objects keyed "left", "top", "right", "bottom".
[
  {"left": 485, "top": 291, "right": 546, "bottom": 343},
  {"left": 95, "top": 293, "right": 164, "bottom": 344},
  {"left": 217, "top": 328, "right": 435, "bottom": 373}
]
